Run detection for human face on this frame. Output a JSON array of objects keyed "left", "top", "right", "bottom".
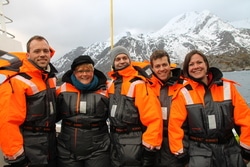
[
  {"left": 188, "top": 54, "right": 208, "bottom": 84},
  {"left": 152, "top": 56, "right": 171, "bottom": 81},
  {"left": 114, "top": 54, "right": 130, "bottom": 70},
  {"left": 27, "top": 39, "right": 51, "bottom": 69},
  {"left": 74, "top": 64, "right": 94, "bottom": 84}
]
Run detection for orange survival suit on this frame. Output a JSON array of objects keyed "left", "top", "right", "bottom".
[
  {"left": 56, "top": 67, "right": 110, "bottom": 167},
  {"left": 108, "top": 62, "right": 163, "bottom": 166},
  {"left": 168, "top": 67, "right": 250, "bottom": 167},
  {"left": 149, "top": 67, "right": 188, "bottom": 167},
  {"left": 0, "top": 50, "right": 58, "bottom": 166}
]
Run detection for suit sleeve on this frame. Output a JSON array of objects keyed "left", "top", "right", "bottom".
[
  {"left": 231, "top": 83, "right": 250, "bottom": 148},
  {"left": 135, "top": 82, "right": 163, "bottom": 148},
  {"left": 0, "top": 79, "right": 26, "bottom": 157},
  {"left": 168, "top": 89, "right": 188, "bottom": 154}
]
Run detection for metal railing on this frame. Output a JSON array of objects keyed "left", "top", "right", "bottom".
[
  {"left": 2, "top": 0, "right": 9, "bottom": 5},
  {"left": 0, "top": 0, "right": 15, "bottom": 38},
  {"left": 0, "top": 28, "right": 15, "bottom": 38}
]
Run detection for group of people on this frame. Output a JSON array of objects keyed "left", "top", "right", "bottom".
[{"left": 0, "top": 35, "right": 249, "bottom": 167}]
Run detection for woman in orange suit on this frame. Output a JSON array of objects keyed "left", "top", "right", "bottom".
[{"left": 168, "top": 50, "right": 250, "bottom": 167}]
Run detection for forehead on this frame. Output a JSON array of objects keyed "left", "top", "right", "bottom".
[
  {"left": 190, "top": 54, "right": 203, "bottom": 61},
  {"left": 115, "top": 54, "right": 129, "bottom": 59},
  {"left": 76, "top": 64, "right": 93, "bottom": 69},
  {"left": 152, "top": 56, "right": 169, "bottom": 64},
  {"left": 29, "top": 39, "right": 49, "bottom": 48}
]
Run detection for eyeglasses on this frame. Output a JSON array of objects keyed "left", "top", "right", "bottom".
[{"left": 75, "top": 70, "right": 93, "bottom": 74}]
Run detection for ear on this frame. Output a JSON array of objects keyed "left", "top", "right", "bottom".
[
  {"left": 26, "top": 52, "right": 30, "bottom": 58},
  {"left": 49, "top": 47, "right": 55, "bottom": 57}
]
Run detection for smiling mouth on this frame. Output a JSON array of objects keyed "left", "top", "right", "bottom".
[{"left": 192, "top": 70, "right": 202, "bottom": 73}]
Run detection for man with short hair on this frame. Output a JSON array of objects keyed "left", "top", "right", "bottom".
[
  {"left": 108, "top": 46, "right": 163, "bottom": 167},
  {"left": 0, "top": 35, "right": 58, "bottom": 166},
  {"left": 149, "top": 50, "right": 187, "bottom": 167}
]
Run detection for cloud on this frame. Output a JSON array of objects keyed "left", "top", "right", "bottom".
[{"left": 2, "top": 0, "right": 250, "bottom": 61}]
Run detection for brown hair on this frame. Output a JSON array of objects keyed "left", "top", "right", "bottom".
[
  {"left": 182, "top": 50, "right": 209, "bottom": 78},
  {"left": 150, "top": 50, "right": 171, "bottom": 67},
  {"left": 26, "top": 35, "right": 49, "bottom": 53}
]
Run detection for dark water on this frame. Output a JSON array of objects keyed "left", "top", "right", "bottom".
[{"left": 223, "top": 70, "right": 250, "bottom": 103}]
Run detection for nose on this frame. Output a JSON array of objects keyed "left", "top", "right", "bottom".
[
  {"left": 159, "top": 65, "right": 165, "bottom": 71},
  {"left": 82, "top": 71, "right": 89, "bottom": 74},
  {"left": 119, "top": 58, "right": 126, "bottom": 63},
  {"left": 39, "top": 51, "right": 47, "bottom": 57},
  {"left": 193, "top": 63, "right": 200, "bottom": 68}
]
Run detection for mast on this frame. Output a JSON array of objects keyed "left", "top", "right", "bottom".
[{"left": 110, "top": 0, "right": 114, "bottom": 49}]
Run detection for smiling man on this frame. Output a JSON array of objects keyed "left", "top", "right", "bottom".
[
  {"left": 26, "top": 36, "right": 52, "bottom": 70},
  {"left": 107, "top": 46, "right": 163, "bottom": 167},
  {"left": 0, "top": 35, "right": 58, "bottom": 166},
  {"left": 149, "top": 50, "right": 187, "bottom": 167}
]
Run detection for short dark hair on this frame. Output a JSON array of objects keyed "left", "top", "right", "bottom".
[
  {"left": 26, "top": 35, "right": 49, "bottom": 53},
  {"left": 150, "top": 50, "right": 171, "bottom": 67},
  {"left": 182, "top": 50, "right": 209, "bottom": 78}
]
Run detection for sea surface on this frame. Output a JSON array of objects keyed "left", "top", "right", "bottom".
[{"left": 223, "top": 70, "right": 250, "bottom": 104}]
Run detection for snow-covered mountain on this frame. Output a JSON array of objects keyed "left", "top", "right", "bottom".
[{"left": 53, "top": 10, "right": 250, "bottom": 79}]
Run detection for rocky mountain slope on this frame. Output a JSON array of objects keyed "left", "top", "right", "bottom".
[{"left": 52, "top": 10, "right": 250, "bottom": 79}]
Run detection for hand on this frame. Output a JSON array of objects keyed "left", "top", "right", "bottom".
[
  {"left": 142, "top": 146, "right": 157, "bottom": 167},
  {"left": 243, "top": 159, "right": 249, "bottom": 164},
  {"left": 4, "top": 153, "right": 30, "bottom": 167},
  {"left": 147, "top": 145, "right": 156, "bottom": 150},
  {"left": 241, "top": 146, "right": 250, "bottom": 161},
  {"left": 175, "top": 151, "right": 189, "bottom": 165}
]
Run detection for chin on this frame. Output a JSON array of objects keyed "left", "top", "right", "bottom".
[
  {"left": 39, "top": 65, "right": 48, "bottom": 69},
  {"left": 39, "top": 63, "right": 48, "bottom": 67},
  {"left": 81, "top": 81, "right": 91, "bottom": 84},
  {"left": 195, "top": 75, "right": 205, "bottom": 79}
]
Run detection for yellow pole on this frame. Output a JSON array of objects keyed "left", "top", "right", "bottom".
[{"left": 110, "top": 0, "right": 114, "bottom": 49}]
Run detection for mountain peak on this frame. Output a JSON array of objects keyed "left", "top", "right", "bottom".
[
  {"left": 152, "top": 10, "right": 234, "bottom": 37},
  {"left": 53, "top": 10, "right": 250, "bottom": 79}
]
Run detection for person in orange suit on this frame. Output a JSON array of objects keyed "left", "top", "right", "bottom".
[
  {"left": 107, "top": 46, "right": 163, "bottom": 167},
  {"left": 56, "top": 55, "right": 111, "bottom": 167},
  {"left": 168, "top": 50, "right": 250, "bottom": 167},
  {"left": 0, "top": 35, "right": 58, "bottom": 166},
  {"left": 149, "top": 50, "right": 187, "bottom": 167}
]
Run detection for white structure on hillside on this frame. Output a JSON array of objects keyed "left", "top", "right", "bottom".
[{"left": 0, "top": 0, "right": 22, "bottom": 51}]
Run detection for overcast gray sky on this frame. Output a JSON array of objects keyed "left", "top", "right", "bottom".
[{"left": 3, "top": 0, "right": 250, "bottom": 61}]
